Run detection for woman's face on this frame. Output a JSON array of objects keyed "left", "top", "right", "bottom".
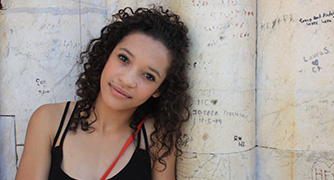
[{"left": 99, "top": 32, "right": 170, "bottom": 112}]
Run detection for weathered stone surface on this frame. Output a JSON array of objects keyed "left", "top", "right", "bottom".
[
  {"left": 0, "top": 116, "right": 17, "bottom": 180},
  {"left": 172, "top": 0, "right": 257, "bottom": 178},
  {"left": 256, "top": 147, "right": 334, "bottom": 180},
  {"left": 257, "top": 0, "right": 334, "bottom": 150},
  {"left": 0, "top": 0, "right": 82, "bottom": 145},
  {"left": 1, "top": 0, "right": 334, "bottom": 179},
  {"left": 256, "top": 0, "right": 334, "bottom": 179},
  {"left": 177, "top": 149, "right": 255, "bottom": 180},
  {"left": 257, "top": 91, "right": 334, "bottom": 150}
]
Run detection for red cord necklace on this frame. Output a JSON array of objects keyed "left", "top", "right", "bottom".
[{"left": 100, "top": 117, "right": 146, "bottom": 180}]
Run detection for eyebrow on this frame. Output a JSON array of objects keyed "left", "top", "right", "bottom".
[
  {"left": 120, "top": 47, "right": 161, "bottom": 78},
  {"left": 120, "top": 48, "right": 134, "bottom": 57},
  {"left": 149, "top": 67, "right": 161, "bottom": 78}
]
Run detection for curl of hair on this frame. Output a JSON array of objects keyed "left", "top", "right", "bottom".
[{"left": 74, "top": 6, "right": 191, "bottom": 169}]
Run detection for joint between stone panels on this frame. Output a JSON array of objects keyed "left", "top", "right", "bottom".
[{"left": 0, "top": 115, "right": 15, "bottom": 117}]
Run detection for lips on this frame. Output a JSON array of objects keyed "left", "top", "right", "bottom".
[{"left": 109, "top": 83, "right": 132, "bottom": 99}]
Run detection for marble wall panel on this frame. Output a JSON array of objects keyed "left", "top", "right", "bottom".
[
  {"left": 257, "top": 0, "right": 334, "bottom": 148},
  {"left": 0, "top": 0, "right": 82, "bottom": 146},
  {"left": 172, "top": 0, "right": 257, "bottom": 178},
  {"left": 257, "top": 1, "right": 334, "bottom": 92},
  {"left": 257, "top": 0, "right": 334, "bottom": 178},
  {"left": 0, "top": 116, "right": 17, "bottom": 180}
]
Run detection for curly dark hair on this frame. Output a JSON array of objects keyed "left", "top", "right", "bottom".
[{"left": 73, "top": 6, "right": 191, "bottom": 169}]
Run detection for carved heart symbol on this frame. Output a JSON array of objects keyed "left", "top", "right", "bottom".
[
  {"left": 311, "top": 161, "right": 334, "bottom": 180},
  {"left": 312, "top": 59, "right": 319, "bottom": 66}
]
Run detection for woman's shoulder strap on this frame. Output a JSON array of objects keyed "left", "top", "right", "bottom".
[
  {"left": 136, "top": 117, "right": 150, "bottom": 150},
  {"left": 141, "top": 123, "right": 149, "bottom": 150},
  {"left": 59, "top": 101, "right": 79, "bottom": 146},
  {"left": 51, "top": 101, "right": 71, "bottom": 148}
]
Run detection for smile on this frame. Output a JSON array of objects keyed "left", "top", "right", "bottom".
[{"left": 109, "top": 83, "right": 132, "bottom": 99}]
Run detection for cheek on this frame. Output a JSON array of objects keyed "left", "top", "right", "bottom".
[
  {"left": 100, "top": 68, "right": 112, "bottom": 87},
  {"left": 104, "top": 52, "right": 117, "bottom": 70},
  {"left": 137, "top": 83, "right": 158, "bottom": 96},
  {"left": 102, "top": 59, "right": 117, "bottom": 76}
]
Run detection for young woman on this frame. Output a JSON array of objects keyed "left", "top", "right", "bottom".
[{"left": 16, "top": 6, "right": 191, "bottom": 180}]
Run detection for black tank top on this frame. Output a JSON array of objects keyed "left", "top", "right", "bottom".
[{"left": 48, "top": 102, "right": 152, "bottom": 180}]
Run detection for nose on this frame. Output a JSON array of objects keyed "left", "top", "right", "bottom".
[{"left": 119, "top": 69, "right": 137, "bottom": 88}]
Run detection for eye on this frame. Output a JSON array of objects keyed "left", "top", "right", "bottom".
[
  {"left": 144, "top": 73, "right": 156, "bottom": 82},
  {"left": 118, "top": 54, "right": 129, "bottom": 64}
]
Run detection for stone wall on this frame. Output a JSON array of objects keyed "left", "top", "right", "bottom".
[
  {"left": 172, "top": 1, "right": 256, "bottom": 179},
  {"left": 256, "top": 1, "right": 334, "bottom": 179},
  {"left": 0, "top": 0, "right": 333, "bottom": 179}
]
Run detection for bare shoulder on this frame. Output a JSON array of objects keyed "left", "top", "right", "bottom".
[
  {"left": 15, "top": 102, "right": 72, "bottom": 180},
  {"left": 33, "top": 102, "right": 69, "bottom": 118},
  {"left": 30, "top": 102, "right": 70, "bottom": 132}
]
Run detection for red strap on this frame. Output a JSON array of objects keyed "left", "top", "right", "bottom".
[{"left": 100, "top": 117, "right": 146, "bottom": 180}]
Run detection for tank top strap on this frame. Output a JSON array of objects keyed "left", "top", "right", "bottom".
[
  {"left": 59, "top": 102, "right": 78, "bottom": 146},
  {"left": 141, "top": 123, "right": 150, "bottom": 150},
  {"left": 136, "top": 122, "right": 149, "bottom": 150},
  {"left": 136, "top": 126, "right": 142, "bottom": 148},
  {"left": 52, "top": 101, "right": 71, "bottom": 148}
]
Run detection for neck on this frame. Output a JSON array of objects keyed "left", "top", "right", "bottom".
[{"left": 92, "top": 93, "right": 137, "bottom": 134}]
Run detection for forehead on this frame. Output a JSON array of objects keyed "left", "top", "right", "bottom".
[{"left": 117, "top": 32, "right": 169, "bottom": 55}]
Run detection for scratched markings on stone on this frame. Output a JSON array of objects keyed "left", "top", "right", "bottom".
[
  {"left": 299, "top": 47, "right": 330, "bottom": 74},
  {"left": 311, "top": 161, "right": 334, "bottom": 180},
  {"left": 186, "top": 0, "right": 255, "bottom": 49},
  {"left": 177, "top": 149, "right": 255, "bottom": 179},
  {"left": 176, "top": 0, "right": 255, "bottom": 155},
  {"left": 35, "top": 78, "right": 49, "bottom": 95},
  {"left": 192, "top": 109, "right": 249, "bottom": 125},
  {"left": 258, "top": 14, "right": 295, "bottom": 30},
  {"left": 234, "top": 135, "right": 246, "bottom": 147},
  {"left": 178, "top": 133, "right": 194, "bottom": 150}
]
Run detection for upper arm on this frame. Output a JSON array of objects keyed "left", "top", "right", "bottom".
[
  {"left": 151, "top": 148, "right": 176, "bottom": 180},
  {"left": 15, "top": 104, "right": 59, "bottom": 180},
  {"left": 144, "top": 118, "right": 176, "bottom": 180}
]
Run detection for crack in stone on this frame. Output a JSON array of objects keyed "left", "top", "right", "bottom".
[{"left": 2, "top": 7, "right": 108, "bottom": 18}]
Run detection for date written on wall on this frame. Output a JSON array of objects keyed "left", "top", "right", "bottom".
[{"left": 192, "top": 109, "right": 249, "bottom": 125}]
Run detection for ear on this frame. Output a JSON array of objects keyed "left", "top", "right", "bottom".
[{"left": 152, "top": 90, "right": 161, "bottom": 98}]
